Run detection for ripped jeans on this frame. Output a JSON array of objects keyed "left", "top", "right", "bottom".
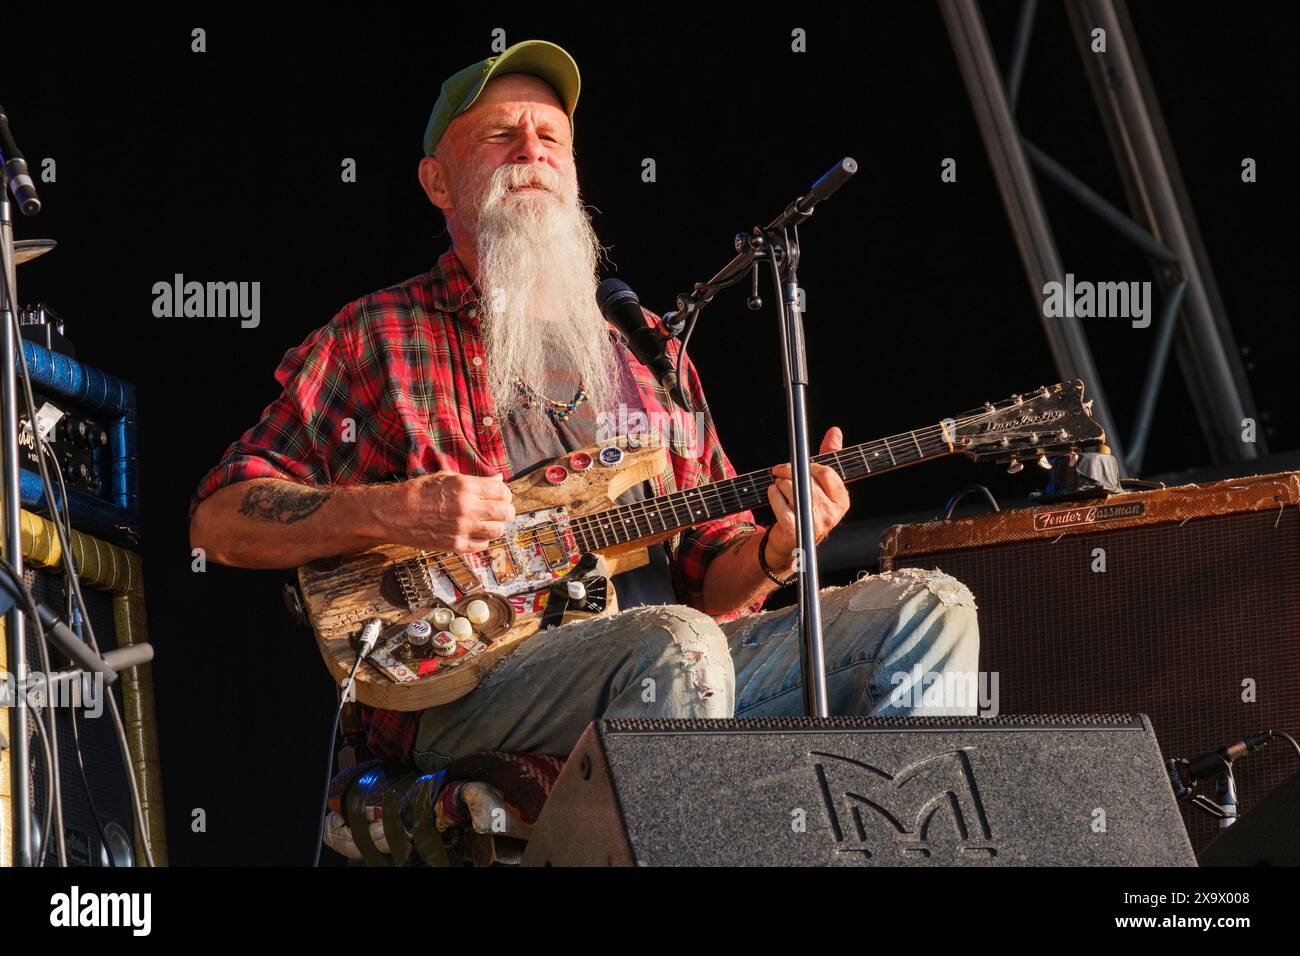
[{"left": 411, "top": 568, "right": 981, "bottom": 772}]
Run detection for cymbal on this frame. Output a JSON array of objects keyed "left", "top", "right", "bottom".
[{"left": 14, "top": 239, "right": 56, "bottom": 265}]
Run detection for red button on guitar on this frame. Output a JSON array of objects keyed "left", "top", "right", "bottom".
[
  {"left": 545, "top": 465, "right": 569, "bottom": 485},
  {"left": 569, "top": 452, "right": 593, "bottom": 472}
]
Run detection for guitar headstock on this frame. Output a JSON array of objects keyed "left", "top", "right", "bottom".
[{"left": 944, "top": 380, "right": 1106, "bottom": 468}]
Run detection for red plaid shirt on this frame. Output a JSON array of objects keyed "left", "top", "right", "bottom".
[{"left": 192, "top": 248, "right": 767, "bottom": 761}]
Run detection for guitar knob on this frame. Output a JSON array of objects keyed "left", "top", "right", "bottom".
[
  {"left": 1037, "top": 453, "right": 1052, "bottom": 470},
  {"left": 464, "top": 600, "right": 491, "bottom": 625},
  {"left": 1007, "top": 458, "right": 1024, "bottom": 474},
  {"left": 566, "top": 580, "right": 587, "bottom": 602}
]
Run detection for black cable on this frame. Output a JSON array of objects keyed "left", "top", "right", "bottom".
[
  {"left": 68, "top": 707, "right": 112, "bottom": 864},
  {"left": 27, "top": 561, "right": 66, "bottom": 867},
  {"left": 312, "top": 656, "right": 363, "bottom": 867},
  {"left": 43, "top": 439, "right": 113, "bottom": 863},
  {"left": 1273, "top": 730, "right": 1300, "bottom": 762},
  {"left": 942, "top": 484, "right": 1001, "bottom": 521},
  {"left": 670, "top": 304, "right": 701, "bottom": 417},
  {"left": 29, "top": 704, "right": 55, "bottom": 866},
  {"left": 0, "top": 554, "right": 54, "bottom": 863},
  {"left": 36, "top": 437, "right": 78, "bottom": 866}
]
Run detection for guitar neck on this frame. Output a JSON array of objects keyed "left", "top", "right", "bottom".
[{"left": 568, "top": 422, "right": 956, "bottom": 552}]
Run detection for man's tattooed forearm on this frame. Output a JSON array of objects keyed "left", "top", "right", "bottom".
[{"left": 238, "top": 483, "right": 332, "bottom": 524}]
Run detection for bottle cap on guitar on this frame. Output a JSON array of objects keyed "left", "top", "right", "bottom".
[
  {"left": 423, "top": 40, "right": 581, "bottom": 156},
  {"left": 405, "top": 620, "right": 433, "bottom": 644}
]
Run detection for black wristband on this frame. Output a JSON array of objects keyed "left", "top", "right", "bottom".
[{"left": 758, "top": 526, "right": 799, "bottom": 587}]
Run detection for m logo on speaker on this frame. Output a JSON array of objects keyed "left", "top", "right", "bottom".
[{"left": 812, "top": 749, "right": 997, "bottom": 861}]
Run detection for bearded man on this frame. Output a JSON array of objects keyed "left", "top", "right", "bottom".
[{"left": 188, "top": 40, "right": 980, "bottom": 774}]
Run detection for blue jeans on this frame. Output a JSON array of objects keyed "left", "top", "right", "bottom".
[{"left": 412, "top": 567, "right": 981, "bottom": 771}]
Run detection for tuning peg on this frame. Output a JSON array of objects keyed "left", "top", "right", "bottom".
[
  {"left": 1037, "top": 386, "right": 1050, "bottom": 397},
  {"left": 1007, "top": 458, "right": 1024, "bottom": 474},
  {"left": 1037, "top": 453, "right": 1052, "bottom": 470},
  {"left": 1068, "top": 451, "right": 1079, "bottom": 466},
  {"left": 1083, "top": 400, "right": 1094, "bottom": 415}
]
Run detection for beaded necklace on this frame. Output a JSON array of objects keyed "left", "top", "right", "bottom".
[{"left": 515, "top": 377, "right": 588, "bottom": 422}]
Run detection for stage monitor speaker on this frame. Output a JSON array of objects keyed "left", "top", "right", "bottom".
[
  {"left": 881, "top": 471, "right": 1300, "bottom": 854},
  {"left": 1198, "top": 770, "right": 1300, "bottom": 866},
  {"left": 521, "top": 715, "right": 1195, "bottom": 866},
  {"left": 1, "top": 509, "right": 166, "bottom": 867}
]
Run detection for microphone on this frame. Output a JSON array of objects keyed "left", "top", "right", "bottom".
[
  {"left": 1169, "top": 731, "right": 1275, "bottom": 788},
  {"left": 0, "top": 105, "right": 41, "bottom": 216},
  {"left": 597, "top": 278, "right": 687, "bottom": 409}
]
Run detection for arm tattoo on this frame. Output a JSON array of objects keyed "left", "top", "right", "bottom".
[
  {"left": 238, "top": 483, "right": 332, "bottom": 524},
  {"left": 724, "top": 526, "right": 759, "bottom": 560}
]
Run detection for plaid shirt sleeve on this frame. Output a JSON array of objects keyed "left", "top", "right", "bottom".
[
  {"left": 658, "top": 329, "right": 770, "bottom": 624},
  {"left": 189, "top": 311, "right": 355, "bottom": 516}
]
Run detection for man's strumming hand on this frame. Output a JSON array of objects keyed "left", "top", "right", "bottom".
[{"left": 381, "top": 472, "right": 516, "bottom": 553}]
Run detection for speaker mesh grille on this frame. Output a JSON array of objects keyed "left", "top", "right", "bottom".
[
  {"left": 893, "top": 506, "right": 1300, "bottom": 853},
  {"left": 603, "top": 714, "right": 1143, "bottom": 732},
  {"left": 24, "top": 567, "right": 134, "bottom": 867}
]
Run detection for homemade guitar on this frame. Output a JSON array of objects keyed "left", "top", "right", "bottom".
[{"left": 298, "top": 380, "right": 1105, "bottom": 711}]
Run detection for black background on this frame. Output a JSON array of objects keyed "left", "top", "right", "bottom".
[{"left": 5, "top": 3, "right": 1298, "bottom": 864}]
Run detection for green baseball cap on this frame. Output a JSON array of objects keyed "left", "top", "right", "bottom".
[{"left": 422, "top": 39, "right": 581, "bottom": 157}]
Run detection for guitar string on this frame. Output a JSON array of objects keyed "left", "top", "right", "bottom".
[
  {"left": 419, "top": 421, "right": 961, "bottom": 563},
  {"left": 412, "top": 400, "right": 1075, "bottom": 573},
  {"left": 572, "top": 394, "right": 1085, "bottom": 539},
  {"left": 561, "top": 408, "right": 1022, "bottom": 543},
  {"left": 414, "top": 403, "right": 1075, "bottom": 569}
]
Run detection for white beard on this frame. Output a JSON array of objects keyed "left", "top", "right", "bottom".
[{"left": 454, "top": 161, "right": 622, "bottom": 416}]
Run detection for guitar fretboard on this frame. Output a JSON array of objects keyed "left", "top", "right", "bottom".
[{"left": 567, "top": 423, "right": 956, "bottom": 551}]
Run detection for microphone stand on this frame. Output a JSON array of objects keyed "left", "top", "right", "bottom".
[
  {"left": 1, "top": 103, "right": 44, "bottom": 864},
  {"left": 0, "top": 166, "right": 33, "bottom": 865},
  {"left": 665, "top": 158, "right": 857, "bottom": 717}
]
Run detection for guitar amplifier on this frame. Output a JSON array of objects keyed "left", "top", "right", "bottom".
[
  {"left": 0, "top": 509, "right": 166, "bottom": 866},
  {"left": 14, "top": 338, "right": 141, "bottom": 547},
  {"left": 880, "top": 470, "right": 1300, "bottom": 853}
]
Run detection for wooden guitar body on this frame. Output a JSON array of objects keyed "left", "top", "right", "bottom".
[{"left": 297, "top": 438, "right": 670, "bottom": 712}]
